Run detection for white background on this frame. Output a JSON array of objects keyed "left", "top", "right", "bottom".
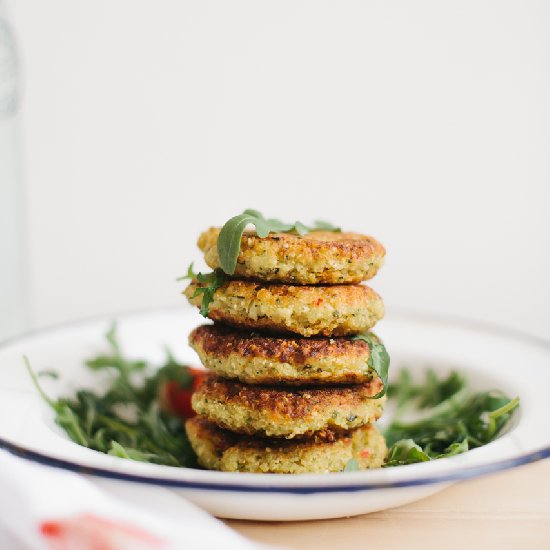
[{"left": 7, "top": 0, "right": 550, "bottom": 339}]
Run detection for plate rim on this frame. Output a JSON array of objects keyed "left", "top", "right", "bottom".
[
  {"left": 1, "top": 437, "right": 549, "bottom": 494},
  {"left": 1, "top": 306, "right": 549, "bottom": 494}
]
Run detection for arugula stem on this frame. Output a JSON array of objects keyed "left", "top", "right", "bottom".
[
  {"left": 486, "top": 396, "right": 520, "bottom": 438},
  {"left": 23, "top": 355, "right": 56, "bottom": 409}
]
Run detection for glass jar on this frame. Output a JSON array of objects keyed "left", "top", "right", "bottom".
[{"left": 0, "top": 0, "right": 26, "bottom": 341}]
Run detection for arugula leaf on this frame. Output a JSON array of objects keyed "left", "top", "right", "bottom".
[
  {"left": 85, "top": 335, "right": 147, "bottom": 405},
  {"left": 385, "top": 439, "right": 431, "bottom": 466},
  {"left": 417, "top": 370, "right": 466, "bottom": 409},
  {"left": 384, "top": 368, "right": 520, "bottom": 467},
  {"left": 108, "top": 441, "right": 161, "bottom": 462},
  {"left": 25, "top": 356, "right": 91, "bottom": 446},
  {"left": 177, "top": 263, "right": 226, "bottom": 317},
  {"left": 216, "top": 209, "right": 341, "bottom": 275},
  {"left": 385, "top": 438, "right": 469, "bottom": 467},
  {"left": 24, "top": 326, "right": 197, "bottom": 467},
  {"left": 437, "top": 439, "right": 469, "bottom": 458},
  {"left": 38, "top": 369, "right": 59, "bottom": 379},
  {"left": 352, "top": 333, "right": 390, "bottom": 398},
  {"left": 387, "top": 368, "right": 415, "bottom": 420},
  {"left": 311, "top": 220, "right": 341, "bottom": 231}
]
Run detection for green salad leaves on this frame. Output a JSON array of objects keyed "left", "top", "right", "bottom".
[
  {"left": 25, "top": 324, "right": 197, "bottom": 467},
  {"left": 25, "top": 325, "right": 520, "bottom": 473},
  {"left": 217, "top": 209, "right": 340, "bottom": 275},
  {"left": 383, "top": 369, "right": 520, "bottom": 467}
]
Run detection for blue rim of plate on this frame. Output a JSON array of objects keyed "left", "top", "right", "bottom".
[
  {"left": 0, "top": 438, "right": 549, "bottom": 494},
  {"left": 0, "top": 307, "right": 549, "bottom": 495}
]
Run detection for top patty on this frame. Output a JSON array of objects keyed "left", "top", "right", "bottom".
[{"left": 198, "top": 227, "right": 385, "bottom": 284}]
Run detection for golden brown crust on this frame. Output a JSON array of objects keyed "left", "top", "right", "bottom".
[
  {"left": 197, "top": 227, "right": 385, "bottom": 284},
  {"left": 195, "top": 376, "right": 383, "bottom": 418},
  {"left": 189, "top": 325, "right": 379, "bottom": 385},
  {"left": 187, "top": 416, "right": 348, "bottom": 451},
  {"left": 184, "top": 279, "right": 384, "bottom": 337},
  {"left": 189, "top": 324, "right": 371, "bottom": 363},
  {"left": 186, "top": 413, "right": 236, "bottom": 448},
  {"left": 191, "top": 375, "right": 385, "bottom": 438},
  {"left": 185, "top": 417, "right": 387, "bottom": 473}
]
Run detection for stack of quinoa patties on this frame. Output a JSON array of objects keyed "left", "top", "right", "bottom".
[{"left": 184, "top": 227, "right": 389, "bottom": 474}]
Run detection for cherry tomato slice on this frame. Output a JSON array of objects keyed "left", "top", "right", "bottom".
[{"left": 159, "top": 367, "right": 208, "bottom": 418}]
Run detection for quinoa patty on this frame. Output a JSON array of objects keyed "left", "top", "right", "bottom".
[
  {"left": 192, "top": 376, "right": 386, "bottom": 439},
  {"left": 198, "top": 227, "right": 385, "bottom": 284},
  {"left": 186, "top": 416, "right": 387, "bottom": 473},
  {"left": 184, "top": 280, "right": 384, "bottom": 337},
  {"left": 189, "top": 324, "right": 383, "bottom": 385}
]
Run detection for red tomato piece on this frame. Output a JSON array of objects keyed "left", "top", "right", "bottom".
[{"left": 159, "top": 367, "right": 208, "bottom": 419}]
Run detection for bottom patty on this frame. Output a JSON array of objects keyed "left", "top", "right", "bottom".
[
  {"left": 192, "top": 376, "right": 386, "bottom": 439},
  {"left": 186, "top": 417, "right": 387, "bottom": 474}
]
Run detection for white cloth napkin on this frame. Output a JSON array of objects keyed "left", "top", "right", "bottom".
[{"left": 0, "top": 449, "right": 265, "bottom": 550}]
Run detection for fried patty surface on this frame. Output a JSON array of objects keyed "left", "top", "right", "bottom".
[
  {"left": 192, "top": 375, "right": 386, "bottom": 439},
  {"left": 198, "top": 227, "right": 385, "bottom": 284},
  {"left": 184, "top": 279, "right": 384, "bottom": 337},
  {"left": 186, "top": 417, "right": 387, "bottom": 473},
  {"left": 189, "top": 324, "right": 382, "bottom": 385}
]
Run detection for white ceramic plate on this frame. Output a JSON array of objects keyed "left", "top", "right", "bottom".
[{"left": 0, "top": 308, "right": 548, "bottom": 521}]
